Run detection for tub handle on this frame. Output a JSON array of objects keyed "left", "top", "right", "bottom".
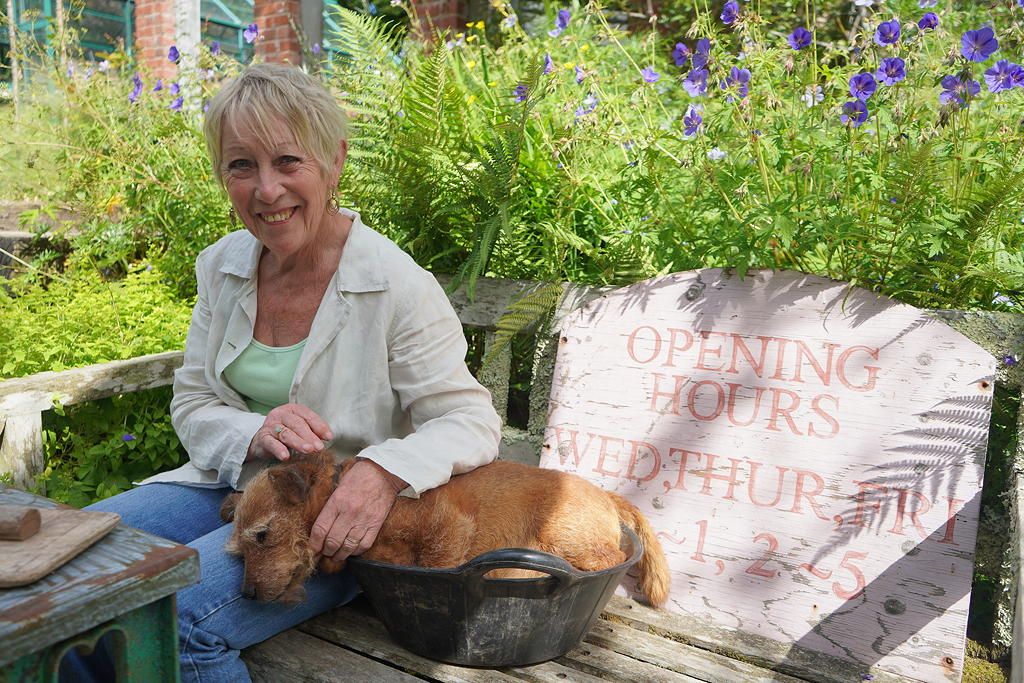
[{"left": 459, "top": 549, "right": 576, "bottom": 597}]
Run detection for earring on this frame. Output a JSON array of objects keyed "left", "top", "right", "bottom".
[{"left": 327, "top": 190, "right": 340, "bottom": 215}]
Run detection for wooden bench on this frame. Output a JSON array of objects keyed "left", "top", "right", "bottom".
[{"left": 1, "top": 273, "right": 1022, "bottom": 682}]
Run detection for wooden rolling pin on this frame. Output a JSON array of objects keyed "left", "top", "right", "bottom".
[{"left": 0, "top": 506, "right": 42, "bottom": 541}]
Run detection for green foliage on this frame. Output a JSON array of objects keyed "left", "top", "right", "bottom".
[{"left": 0, "top": 263, "right": 192, "bottom": 378}]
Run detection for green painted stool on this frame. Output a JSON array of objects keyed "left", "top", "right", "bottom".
[{"left": 0, "top": 487, "right": 199, "bottom": 682}]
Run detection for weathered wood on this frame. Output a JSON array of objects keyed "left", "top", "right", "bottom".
[
  {"left": 0, "top": 488, "right": 199, "bottom": 667},
  {"left": 480, "top": 330, "right": 511, "bottom": 420},
  {"left": 542, "top": 269, "right": 994, "bottom": 683},
  {"left": 0, "top": 412, "right": 43, "bottom": 490},
  {"left": 1013, "top": 395, "right": 1024, "bottom": 683},
  {"left": 243, "top": 629, "right": 421, "bottom": 682},
  {"left": 562, "top": 627, "right": 701, "bottom": 682},
  {"left": 0, "top": 508, "right": 120, "bottom": 587},
  {"left": 0, "top": 505, "right": 40, "bottom": 541}
]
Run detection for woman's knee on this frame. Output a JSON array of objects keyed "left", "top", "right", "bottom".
[{"left": 87, "top": 483, "right": 231, "bottom": 544}]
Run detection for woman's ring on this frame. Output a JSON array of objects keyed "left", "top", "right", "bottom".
[{"left": 274, "top": 425, "right": 285, "bottom": 436}]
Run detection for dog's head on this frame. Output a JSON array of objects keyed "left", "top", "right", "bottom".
[{"left": 220, "top": 452, "right": 336, "bottom": 603}]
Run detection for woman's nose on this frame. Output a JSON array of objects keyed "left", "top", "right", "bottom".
[{"left": 254, "top": 168, "right": 285, "bottom": 203}]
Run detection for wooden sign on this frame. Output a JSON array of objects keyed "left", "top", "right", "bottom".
[{"left": 540, "top": 269, "right": 995, "bottom": 683}]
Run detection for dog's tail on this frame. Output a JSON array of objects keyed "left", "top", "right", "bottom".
[{"left": 610, "top": 492, "right": 671, "bottom": 607}]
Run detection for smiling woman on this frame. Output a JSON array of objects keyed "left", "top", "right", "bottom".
[{"left": 60, "top": 63, "right": 502, "bottom": 683}]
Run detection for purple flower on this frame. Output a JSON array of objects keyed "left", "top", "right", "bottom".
[
  {"left": 549, "top": 9, "right": 571, "bottom": 37},
  {"left": 153, "top": 78, "right": 164, "bottom": 92},
  {"left": 128, "top": 73, "right": 143, "bottom": 103},
  {"left": 875, "top": 57, "right": 906, "bottom": 86},
  {"left": 692, "top": 38, "right": 711, "bottom": 69},
  {"left": 575, "top": 65, "right": 586, "bottom": 84},
  {"left": 168, "top": 45, "right": 180, "bottom": 63},
  {"left": 575, "top": 93, "right": 598, "bottom": 118},
  {"left": 544, "top": 53, "right": 553, "bottom": 75},
  {"left": 513, "top": 84, "right": 529, "bottom": 103},
  {"left": 840, "top": 99, "right": 869, "bottom": 127},
  {"left": 720, "top": 1, "right": 739, "bottom": 25},
  {"left": 984, "top": 60, "right": 1021, "bottom": 93},
  {"left": 720, "top": 66, "right": 750, "bottom": 100},
  {"left": 642, "top": 66, "right": 660, "bottom": 83},
  {"left": 961, "top": 27, "right": 998, "bottom": 62},
  {"left": 243, "top": 23, "right": 259, "bottom": 44},
  {"left": 849, "top": 72, "right": 877, "bottom": 100},
  {"left": 98, "top": 60, "right": 110, "bottom": 72},
  {"left": 918, "top": 13, "right": 938, "bottom": 31},
  {"left": 788, "top": 27, "right": 812, "bottom": 50},
  {"left": 672, "top": 42, "right": 691, "bottom": 67},
  {"left": 210, "top": 41, "right": 221, "bottom": 55},
  {"left": 683, "top": 68, "right": 709, "bottom": 96},
  {"left": 918, "top": 0, "right": 936, "bottom": 6},
  {"left": 170, "top": 82, "right": 180, "bottom": 95},
  {"left": 122, "top": 433, "right": 136, "bottom": 442},
  {"left": 939, "top": 74, "right": 981, "bottom": 108},
  {"left": 874, "top": 20, "right": 900, "bottom": 46},
  {"left": 170, "top": 96, "right": 184, "bottom": 111},
  {"left": 312, "top": 42, "right": 321, "bottom": 55},
  {"left": 1004, "top": 354, "right": 1018, "bottom": 366},
  {"left": 682, "top": 106, "right": 702, "bottom": 136}
]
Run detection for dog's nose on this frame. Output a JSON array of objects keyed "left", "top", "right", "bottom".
[{"left": 241, "top": 582, "right": 257, "bottom": 600}]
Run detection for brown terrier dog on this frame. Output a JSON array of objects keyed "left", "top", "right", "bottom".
[{"left": 220, "top": 452, "right": 670, "bottom": 606}]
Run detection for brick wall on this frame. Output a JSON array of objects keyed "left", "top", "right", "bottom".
[
  {"left": 134, "top": 0, "right": 177, "bottom": 79},
  {"left": 412, "top": 0, "right": 463, "bottom": 34},
  {"left": 254, "top": 0, "right": 303, "bottom": 65}
]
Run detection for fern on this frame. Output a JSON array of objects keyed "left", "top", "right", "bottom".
[{"left": 481, "top": 281, "right": 565, "bottom": 372}]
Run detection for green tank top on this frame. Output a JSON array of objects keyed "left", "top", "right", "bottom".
[{"left": 223, "top": 338, "right": 307, "bottom": 416}]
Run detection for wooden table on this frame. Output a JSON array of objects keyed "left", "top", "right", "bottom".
[{"left": 0, "top": 487, "right": 199, "bottom": 682}]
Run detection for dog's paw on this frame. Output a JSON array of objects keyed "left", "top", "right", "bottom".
[{"left": 318, "top": 556, "right": 347, "bottom": 574}]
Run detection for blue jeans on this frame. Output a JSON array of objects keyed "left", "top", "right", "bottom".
[{"left": 60, "top": 483, "right": 359, "bottom": 683}]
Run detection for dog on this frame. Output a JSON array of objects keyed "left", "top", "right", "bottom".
[{"left": 220, "top": 451, "right": 671, "bottom": 607}]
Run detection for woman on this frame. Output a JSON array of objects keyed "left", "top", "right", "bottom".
[{"left": 64, "top": 63, "right": 502, "bottom": 682}]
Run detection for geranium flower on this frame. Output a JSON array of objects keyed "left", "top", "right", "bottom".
[
  {"left": 707, "top": 147, "right": 726, "bottom": 161},
  {"left": 802, "top": 84, "right": 824, "bottom": 107},
  {"left": 840, "top": 100, "right": 869, "bottom": 127},
  {"left": 672, "top": 42, "right": 691, "bottom": 67},
  {"left": 513, "top": 84, "right": 529, "bottom": 102},
  {"left": 874, "top": 20, "right": 900, "bottom": 46},
  {"left": 788, "top": 27, "right": 812, "bottom": 50},
  {"left": 168, "top": 45, "right": 180, "bottom": 62},
  {"left": 682, "top": 106, "right": 702, "bottom": 136},
  {"left": 918, "top": 0, "right": 936, "bottom": 6},
  {"left": 122, "top": 433, "right": 136, "bottom": 442},
  {"left": 128, "top": 73, "right": 143, "bottom": 103},
  {"left": 721, "top": 1, "right": 739, "bottom": 25},
  {"left": 854, "top": 0, "right": 873, "bottom": 6},
  {"left": 211, "top": 41, "right": 221, "bottom": 55},
  {"left": 170, "top": 96, "right": 184, "bottom": 111},
  {"left": 153, "top": 79, "right": 164, "bottom": 92},
  {"left": 720, "top": 66, "right": 750, "bottom": 101},
  {"left": 642, "top": 66, "right": 660, "bottom": 83},
  {"left": 961, "top": 27, "right": 998, "bottom": 62},
  {"left": 575, "top": 65, "right": 586, "bottom": 84},
  {"left": 918, "top": 13, "right": 938, "bottom": 31},
  {"left": 549, "top": 9, "right": 570, "bottom": 37},
  {"left": 243, "top": 23, "right": 259, "bottom": 44},
  {"left": 849, "top": 72, "right": 877, "bottom": 100},
  {"left": 575, "top": 93, "right": 598, "bottom": 118},
  {"left": 692, "top": 38, "right": 711, "bottom": 69},
  {"left": 683, "top": 68, "right": 709, "bottom": 96},
  {"left": 939, "top": 74, "right": 980, "bottom": 108},
  {"left": 98, "top": 60, "right": 110, "bottom": 72},
  {"left": 984, "top": 59, "right": 1021, "bottom": 93},
  {"left": 875, "top": 57, "right": 906, "bottom": 86},
  {"left": 544, "top": 53, "right": 554, "bottom": 74},
  {"left": 170, "top": 82, "right": 180, "bottom": 95}
]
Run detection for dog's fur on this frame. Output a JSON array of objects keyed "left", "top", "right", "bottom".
[{"left": 221, "top": 451, "right": 670, "bottom": 606}]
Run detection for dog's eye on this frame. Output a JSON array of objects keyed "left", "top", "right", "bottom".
[{"left": 255, "top": 529, "right": 268, "bottom": 544}]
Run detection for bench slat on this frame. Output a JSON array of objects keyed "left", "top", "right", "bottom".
[{"left": 243, "top": 628, "right": 421, "bottom": 682}]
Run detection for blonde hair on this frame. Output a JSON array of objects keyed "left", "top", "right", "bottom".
[{"left": 204, "top": 63, "right": 348, "bottom": 185}]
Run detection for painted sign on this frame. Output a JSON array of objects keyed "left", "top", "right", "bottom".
[{"left": 540, "top": 269, "right": 995, "bottom": 683}]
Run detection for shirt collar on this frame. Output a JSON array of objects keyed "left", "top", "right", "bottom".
[{"left": 216, "top": 208, "right": 388, "bottom": 293}]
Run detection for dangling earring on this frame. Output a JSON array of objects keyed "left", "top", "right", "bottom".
[
  {"left": 228, "top": 208, "right": 239, "bottom": 228},
  {"left": 327, "top": 190, "right": 340, "bottom": 215}
]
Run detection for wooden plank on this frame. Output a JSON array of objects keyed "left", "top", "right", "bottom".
[
  {"left": 0, "top": 508, "right": 119, "bottom": 587},
  {"left": 0, "top": 412, "right": 43, "bottom": 490},
  {"left": 300, "top": 605, "right": 527, "bottom": 682},
  {"left": 560, "top": 628, "right": 702, "bottom": 682},
  {"left": 542, "top": 269, "right": 994, "bottom": 683},
  {"left": 244, "top": 629, "right": 420, "bottom": 682},
  {"left": 1012, "top": 396, "right": 1024, "bottom": 683},
  {"left": 583, "top": 613, "right": 800, "bottom": 683}
]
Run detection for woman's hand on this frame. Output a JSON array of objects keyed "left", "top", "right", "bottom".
[
  {"left": 310, "top": 459, "right": 407, "bottom": 565},
  {"left": 247, "top": 403, "right": 333, "bottom": 462}
]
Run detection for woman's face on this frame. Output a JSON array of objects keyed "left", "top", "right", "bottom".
[{"left": 220, "top": 113, "right": 346, "bottom": 259}]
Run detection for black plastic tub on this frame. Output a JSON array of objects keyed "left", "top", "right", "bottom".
[{"left": 347, "top": 524, "right": 643, "bottom": 667}]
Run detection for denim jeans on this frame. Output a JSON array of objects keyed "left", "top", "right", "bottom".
[{"left": 60, "top": 483, "right": 359, "bottom": 683}]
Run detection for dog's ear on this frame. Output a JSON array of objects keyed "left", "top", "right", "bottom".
[
  {"left": 268, "top": 466, "right": 310, "bottom": 505},
  {"left": 220, "top": 492, "right": 242, "bottom": 522}
]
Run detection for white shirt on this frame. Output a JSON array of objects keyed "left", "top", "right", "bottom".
[{"left": 141, "top": 209, "right": 501, "bottom": 494}]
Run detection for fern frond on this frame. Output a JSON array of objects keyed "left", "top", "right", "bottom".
[{"left": 481, "top": 281, "right": 564, "bottom": 371}]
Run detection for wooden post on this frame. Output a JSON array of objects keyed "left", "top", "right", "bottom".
[
  {"left": 1013, "top": 394, "right": 1024, "bottom": 683},
  {"left": 0, "top": 413, "right": 44, "bottom": 490},
  {"left": 6, "top": 0, "right": 20, "bottom": 121}
]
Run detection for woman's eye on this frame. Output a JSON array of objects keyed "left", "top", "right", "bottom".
[
  {"left": 227, "top": 159, "right": 252, "bottom": 171},
  {"left": 278, "top": 155, "right": 301, "bottom": 166}
]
